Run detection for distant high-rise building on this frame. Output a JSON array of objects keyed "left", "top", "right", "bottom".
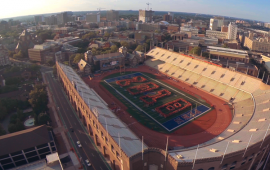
[
  {"left": 209, "top": 17, "right": 228, "bottom": 30},
  {"left": 106, "top": 10, "right": 119, "bottom": 21},
  {"left": 227, "top": 22, "right": 238, "bottom": 40},
  {"left": 57, "top": 12, "right": 68, "bottom": 25},
  {"left": 34, "top": 15, "right": 44, "bottom": 24},
  {"left": 86, "top": 13, "right": 100, "bottom": 23},
  {"left": 163, "top": 14, "right": 172, "bottom": 22},
  {"left": 45, "top": 15, "right": 57, "bottom": 25},
  {"left": 168, "top": 12, "right": 174, "bottom": 20},
  {"left": 138, "top": 10, "right": 154, "bottom": 23}
]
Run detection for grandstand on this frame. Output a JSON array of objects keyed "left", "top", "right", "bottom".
[
  {"left": 144, "top": 47, "right": 270, "bottom": 169},
  {"left": 146, "top": 47, "right": 268, "bottom": 103}
]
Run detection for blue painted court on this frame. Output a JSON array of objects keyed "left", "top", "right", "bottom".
[{"left": 162, "top": 105, "right": 210, "bottom": 131}]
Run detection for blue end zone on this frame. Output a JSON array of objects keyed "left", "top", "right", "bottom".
[
  {"left": 105, "top": 72, "right": 142, "bottom": 83},
  {"left": 162, "top": 105, "right": 210, "bottom": 131}
]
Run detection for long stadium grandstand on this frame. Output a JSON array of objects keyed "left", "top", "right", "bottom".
[{"left": 56, "top": 46, "right": 270, "bottom": 170}]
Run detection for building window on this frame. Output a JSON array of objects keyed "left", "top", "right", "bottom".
[
  {"left": 208, "top": 167, "right": 214, "bottom": 170},
  {"left": 116, "top": 151, "right": 120, "bottom": 160},
  {"left": 111, "top": 145, "right": 115, "bottom": 153}
]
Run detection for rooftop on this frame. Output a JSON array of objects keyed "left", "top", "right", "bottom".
[{"left": 0, "top": 125, "right": 51, "bottom": 156}]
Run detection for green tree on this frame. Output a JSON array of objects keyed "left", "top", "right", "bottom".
[
  {"left": 28, "top": 85, "right": 48, "bottom": 114},
  {"left": 135, "top": 45, "right": 145, "bottom": 52},
  {"left": 120, "top": 41, "right": 130, "bottom": 48},
  {"left": 0, "top": 124, "right": 6, "bottom": 136},
  {"left": 8, "top": 119, "right": 25, "bottom": 133},
  {"left": 28, "top": 64, "right": 40, "bottom": 72},
  {"left": 82, "top": 32, "right": 96, "bottom": 40},
  {"left": 5, "top": 77, "right": 21, "bottom": 86},
  {"left": 222, "top": 44, "right": 229, "bottom": 48},
  {"left": 112, "top": 41, "right": 121, "bottom": 48},
  {"left": 13, "top": 50, "right": 23, "bottom": 59},
  {"left": 69, "top": 54, "right": 76, "bottom": 65},
  {"left": 46, "top": 59, "right": 54, "bottom": 66},
  {"left": 38, "top": 112, "right": 50, "bottom": 125},
  {"left": 189, "top": 47, "right": 202, "bottom": 56},
  {"left": 73, "top": 53, "right": 84, "bottom": 64},
  {"left": 110, "top": 45, "right": 118, "bottom": 53},
  {"left": 63, "top": 61, "right": 69, "bottom": 65},
  {"left": 104, "top": 32, "right": 110, "bottom": 38},
  {"left": 8, "top": 51, "right": 15, "bottom": 57}
]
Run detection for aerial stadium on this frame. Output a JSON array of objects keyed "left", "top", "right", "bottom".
[{"left": 56, "top": 46, "right": 270, "bottom": 170}]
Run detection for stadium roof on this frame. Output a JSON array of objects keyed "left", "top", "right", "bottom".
[
  {"left": 58, "top": 63, "right": 147, "bottom": 157},
  {"left": 0, "top": 125, "right": 50, "bottom": 156},
  {"left": 207, "top": 46, "right": 248, "bottom": 59}
]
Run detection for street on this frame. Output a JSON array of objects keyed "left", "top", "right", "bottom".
[{"left": 44, "top": 72, "right": 111, "bottom": 170}]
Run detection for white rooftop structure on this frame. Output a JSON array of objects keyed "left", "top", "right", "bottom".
[{"left": 57, "top": 63, "right": 147, "bottom": 157}]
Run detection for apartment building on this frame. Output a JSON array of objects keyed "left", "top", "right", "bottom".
[{"left": 138, "top": 10, "right": 154, "bottom": 23}]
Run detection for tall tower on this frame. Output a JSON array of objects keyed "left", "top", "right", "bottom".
[
  {"left": 228, "top": 22, "right": 238, "bottom": 40},
  {"left": 138, "top": 10, "right": 154, "bottom": 23}
]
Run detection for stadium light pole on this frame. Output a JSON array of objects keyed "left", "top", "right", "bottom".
[
  {"left": 243, "top": 133, "right": 253, "bottom": 157},
  {"left": 260, "top": 123, "right": 270, "bottom": 148},
  {"left": 192, "top": 144, "right": 199, "bottom": 169},
  {"left": 220, "top": 141, "right": 230, "bottom": 164}
]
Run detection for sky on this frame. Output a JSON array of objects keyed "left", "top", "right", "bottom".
[{"left": 1, "top": 0, "right": 270, "bottom": 22}]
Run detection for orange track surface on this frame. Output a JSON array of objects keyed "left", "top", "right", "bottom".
[{"left": 83, "top": 65, "right": 232, "bottom": 148}]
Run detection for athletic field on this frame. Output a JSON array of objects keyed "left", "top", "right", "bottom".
[{"left": 103, "top": 72, "right": 211, "bottom": 133}]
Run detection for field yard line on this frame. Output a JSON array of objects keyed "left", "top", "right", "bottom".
[
  {"left": 104, "top": 72, "right": 139, "bottom": 82},
  {"left": 104, "top": 79, "right": 172, "bottom": 131},
  {"left": 140, "top": 72, "right": 208, "bottom": 107}
]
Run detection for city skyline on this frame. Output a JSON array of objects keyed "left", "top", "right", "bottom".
[{"left": 1, "top": 0, "right": 270, "bottom": 22}]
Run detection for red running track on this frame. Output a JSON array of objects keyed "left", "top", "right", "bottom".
[{"left": 83, "top": 65, "right": 232, "bottom": 149}]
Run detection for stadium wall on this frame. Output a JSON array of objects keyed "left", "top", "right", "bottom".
[{"left": 56, "top": 62, "right": 270, "bottom": 170}]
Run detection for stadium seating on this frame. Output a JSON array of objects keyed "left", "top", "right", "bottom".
[
  {"left": 172, "top": 68, "right": 186, "bottom": 78},
  {"left": 146, "top": 47, "right": 266, "bottom": 103},
  {"left": 222, "top": 86, "right": 239, "bottom": 101},
  {"left": 204, "top": 79, "right": 219, "bottom": 92},
  {"left": 201, "top": 65, "right": 217, "bottom": 77},
  {"left": 209, "top": 67, "right": 227, "bottom": 81},
  {"left": 219, "top": 71, "right": 236, "bottom": 84},
  {"left": 212, "top": 83, "right": 228, "bottom": 96},
  {"left": 167, "top": 66, "right": 180, "bottom": 76},
  {"left": 186, "top": 73, "right": 201, "bottom": 85},
  {"left": 192, "top": 62, "right": 208, "bottom": 74},
  {"left": 180, "top": 70, "right": 194, "bottom": 82},
  {"left": 195, "top": 77, "right": 210, "bottom": 89}
]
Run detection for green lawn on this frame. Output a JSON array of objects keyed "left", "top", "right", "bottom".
[{"left": 101, "top": 72, "right": 211, "bottom": 133}]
